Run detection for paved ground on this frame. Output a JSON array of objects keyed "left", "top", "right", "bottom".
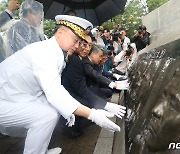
[
  {"left": 50, "top": 125, "right": 101, "bottom": 154},
  {"left": 0, "top": 123, "right": 101, "bottom": 154}
]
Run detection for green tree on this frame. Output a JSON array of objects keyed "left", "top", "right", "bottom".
[
  {"left": 0, "top": 0, "right": 8, "bottom": 11},
  {"left": 43, "top": 19, "right": 56, "bottom": 38},
  {"left": 146, "top": 0, "right": 169, "bottom": 13},
  {"left": 102, "top": 0, "right": 146, "bottom": 39},
  {"left": 0, "top": 0, "right": 23, "bottom": 17},
  {"left": 0, "top": 0, "right": 23, "bottom": 11},
  {"left": 102, "top": 0, "right": 169, "bottom": 39}
]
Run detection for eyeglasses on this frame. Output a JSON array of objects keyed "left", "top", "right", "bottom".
[
  {"left": 80, "top": 41, "right": 92, "bottom": 49},
  {"left": 65, "top": 29, "right": 82, "bottom": 46}
]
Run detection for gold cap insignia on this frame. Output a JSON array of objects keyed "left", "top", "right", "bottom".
[{"left": 57, "top": 20, "right": 87, "bottom": 40}]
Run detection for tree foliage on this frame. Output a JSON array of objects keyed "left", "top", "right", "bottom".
[
  {"left": 0, "top": 0, "right": 169, "bottom": 39},
  {"left": 102, "top": 0, "right": 146, "bottom": 39},
  {"left": 0, "top": 0, "right": 8, "bottom": 11},
  {"left": 43, "top": 19, "right": 56, "bottom": 38},
  {"left": 102, "top": 0, "right": 169, "bottom": 39},
  {"left": 146, "top": 0, "right": 169, "bottom": 13}
]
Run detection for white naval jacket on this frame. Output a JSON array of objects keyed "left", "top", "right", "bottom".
[{"left": 0, "top": 36, "right": 80, "bottom": 119}]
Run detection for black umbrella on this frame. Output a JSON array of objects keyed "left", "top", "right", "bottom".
[{"left": 37, "top": 0, "right": 127, "bottom": 26}]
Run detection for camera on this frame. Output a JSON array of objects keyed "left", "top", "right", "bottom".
[
  {"left": 107, "top": 46, "right": 114, "bottom": 56},
  {"left": 137, "top": 29, "right": 144, "bottom": 36},
  {"left": 126, "top": 44, "right": 133, "bottom": 56},
  {"left": 107, "top": 50, "right": 113, "bottom": 56},
  {"left": 112, "top": 35, "right": 118, "bottom": 41},
  {"left": 112, "top": 32, "right": 119, "bottom": 41}
]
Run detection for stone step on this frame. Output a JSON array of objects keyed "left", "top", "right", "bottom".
[{"left": 93, "top": 92, "right": 125, "bottom": 154}]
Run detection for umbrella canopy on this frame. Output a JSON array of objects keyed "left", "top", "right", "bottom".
[{"left": 37, "top": 0, "right": 127, "bottom": 26}]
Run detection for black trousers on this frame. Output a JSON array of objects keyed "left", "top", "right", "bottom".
[{"left": 88, "top": 85, "right": 113, "bottom": 99}]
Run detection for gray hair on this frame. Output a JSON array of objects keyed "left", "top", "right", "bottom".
[{"left": 89, "top": 43, "right": 104, "bottom": 55}]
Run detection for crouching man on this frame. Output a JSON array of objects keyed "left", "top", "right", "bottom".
[{"left": 0, "top": 15, "right": 125, "bottom": 154}]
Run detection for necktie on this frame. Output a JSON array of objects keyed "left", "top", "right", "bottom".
[{"left": 62, "top": 50, "right": 68, "bottom": 63}]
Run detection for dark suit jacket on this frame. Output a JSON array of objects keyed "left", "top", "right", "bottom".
[
  {"left": 0, "top": 11, "right": 12, "bottom": 28},
  {"left": 94, "top": 64, "right": 114, "bottom": 80},
  {"left": 82, "top": 56, "right": 112, "bottom": 87},
  {"left": 61, "top": 52, "right": 106, "bottom": 109}
]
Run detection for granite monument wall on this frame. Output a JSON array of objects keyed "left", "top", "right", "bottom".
[
  {"left": 125, "top": 0, "right": 180, "bottom": 153},
  {"left": 125, "top": 38, "right": 180, "bottom": 154}
]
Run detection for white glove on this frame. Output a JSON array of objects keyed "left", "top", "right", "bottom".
[
  {"left": 109, "top": 81, "right": 115, "bottom": 89},
  {"left": 66, "top": 114, "right": 75, "bottom": 127},
  {"left": 88, "top": 109, "right": 120, "bottom": 132},
  {"left": 113, "top": 74, "right": 127, "bottom": 80},
  {"left": 104, "top": 102, "right": 126, "bottom": 119},
  {"left": 115, "top": 80, "right": 129, "bottom": 90}
]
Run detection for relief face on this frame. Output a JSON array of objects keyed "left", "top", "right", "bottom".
[{"left": 145, "top": 75, "right": 180, "bottom": 152}]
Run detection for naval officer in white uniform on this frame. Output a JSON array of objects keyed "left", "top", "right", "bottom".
[{"left": 0, "top": 15, "right": 125, "bottom": 154}]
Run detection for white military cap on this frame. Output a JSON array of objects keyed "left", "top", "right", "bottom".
[
  {"left": 55, "top": 15, "right": 93, "bottom": 40},
  {"left": 91, "top": 27, "right": 98, "bottom": 37}
]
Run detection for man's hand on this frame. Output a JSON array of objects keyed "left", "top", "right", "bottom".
[
  {"left": 115, "top": 80, "right": 129, "bottom": 90},
  {"left": 113, "top": 74, "right": 127, "bottom": 80},
  {"left": 88, "top": 109, "right": 120, "bottom": 132},
  {"left": 109, "top": 81, "right": 119, "bottom": 89},
  {"left": 104, "top": 102, "right": 126, "bottom": 119}
]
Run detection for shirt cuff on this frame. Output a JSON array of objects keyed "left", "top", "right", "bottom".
[{"left": 109, "top": 82, "right": 115, "bottom": 89}]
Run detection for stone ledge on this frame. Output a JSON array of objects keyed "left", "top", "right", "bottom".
[{"left": 93, "top": 92, "right": 125, "bottom": 154}]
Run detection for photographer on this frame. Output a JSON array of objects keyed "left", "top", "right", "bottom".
[
  {"left": 112, "top": 32, "right": 123, "bottom": 55},
  {"left": 132, "top": 29, "right": 145, "bottom": 52},
  {"left": 132, "top": 25, "right": 150, "bottom": 52},
  {"left": 112, "top": 43, "right": 137, "bottom": 75},
  {"left": 101, "top": 28, "right": 113, "bottom": 48},
  {"left": 118, "top": 28, "right": 130, "bottom": 51},
  {"left": 139, "top": 25, "right": 151, "bottom": 46}
]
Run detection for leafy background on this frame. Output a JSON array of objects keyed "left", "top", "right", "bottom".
[{"left": 0, "top": 0, "right": 169, "bottom": 38}]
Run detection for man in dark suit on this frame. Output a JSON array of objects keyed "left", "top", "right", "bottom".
[
  {"left": 0, "top": 0, "right": 19, "bottom": 27},
  {"left": 0, "top": 0, "right": 19, "bottom": 62},
  {"left": 62, "top": 36, "right": 106, "bottom": 109},
  {"left": 83, "top": 46, "right": 129, "bottom": 98},
  {"left": 83, "top": 46, "right": 117, "bottom": 99},
  {"left": 62, "top": 36, "right": 126, "bottom": 138},
  {"left": 62, "top": 35, "right": 106, "bottom": 137}
]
